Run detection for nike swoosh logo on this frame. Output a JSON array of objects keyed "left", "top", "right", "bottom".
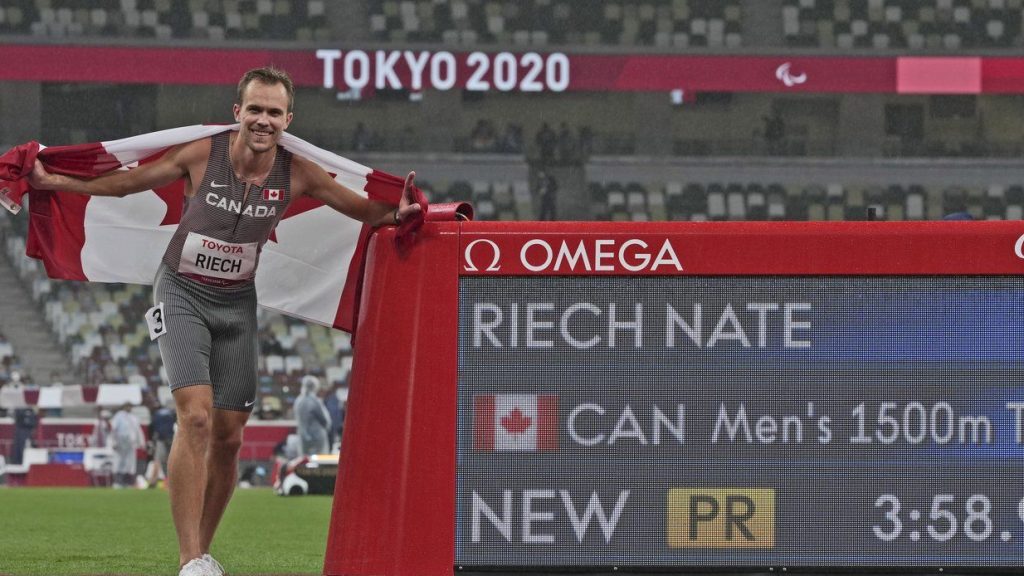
[
  {"left": 244, "top": 399, "right": 256, "bottom": 407},
  {"left": 210, "top": 181, "right": 229, "bottom": 188}
]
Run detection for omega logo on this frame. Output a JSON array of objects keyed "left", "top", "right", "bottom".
[{"left": 464, "top": 239, "right": 501, "bottom": 272}]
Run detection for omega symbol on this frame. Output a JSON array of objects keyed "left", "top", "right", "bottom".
[{"left": 464, "top": 239, "right": 501, "bottom": 272}]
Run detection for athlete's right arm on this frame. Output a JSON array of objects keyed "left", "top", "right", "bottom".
[{"left": 28, "top": 140, "right": 207, "bottom": 197}]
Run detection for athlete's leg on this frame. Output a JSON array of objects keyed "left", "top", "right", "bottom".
[
  {"left": 168, "top": 385, "right": 214, "bottom": 567},
  {"left": 198, "top": 280, "right": 258, "bottom": 554},
  {"left": 199, "top": 407, "right": 250, "bottom": 554}
]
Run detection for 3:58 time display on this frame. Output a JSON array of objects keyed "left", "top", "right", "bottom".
[{"left": 873, "top": 494, "right": 1024, "bottom": 543}]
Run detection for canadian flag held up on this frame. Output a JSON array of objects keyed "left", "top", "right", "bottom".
[
  {"left": 0, "top": 124, "right": 426, "bottom": 335},
  {"left": 473, "top": 394, "right": 557, "bottom": 452}
]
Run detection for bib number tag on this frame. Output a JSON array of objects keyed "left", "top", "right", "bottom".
[
  {"left": 146, "top": 302, "right": 166, "bottom": 341},
  {"left": 178, "top": 232, "right": 258, "bottom": 281}
]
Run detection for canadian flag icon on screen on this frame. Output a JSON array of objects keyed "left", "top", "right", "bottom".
[
  {"left": 474, "top": 394, "right": 558, "bottom": 452},
  {"left": 263, "top": 188, "right": 282, "bottom": 201}
]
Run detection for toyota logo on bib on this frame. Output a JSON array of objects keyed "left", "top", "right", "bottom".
[
  {"left": 1015, "top": 234, "right": 1024, "bottom": 259},
  {"left": 464, "top": 239, "right": 501, "bottom": 272}
]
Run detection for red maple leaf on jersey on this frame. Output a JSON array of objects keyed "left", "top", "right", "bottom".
[{"left": 147, "top": 151, "right": 327, "bottom": 236}]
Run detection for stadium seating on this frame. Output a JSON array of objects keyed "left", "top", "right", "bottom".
[
  {"left": 587, "top": 180, "right": 1017, "bottom": 222},
  {"left": 367, "top": 0, "right": 743, "bottom": 48},
  {"left": 6, "top": 0, "right": 1024, "bottom": 51},
  {"left": 422, "top": 178, "right": 535, "bottom": 220},
  {"left": 3, "top": 228, "right": 352, "bottom": 413},
  {"left": 0, "top": 340, "right": 14, "bottom": 364},
  {"left": 783, "top": 0, "right": 1024, "bottom": 49},
  {"left": 0, "top": 335, "right": 20, "bottom": 386},
  {"left": 2, "top": 0, "right": 329, "bottom": 41},
  {"left": 0, "top": 220, "right": 25, "bottom": 386},
  {"left": 381, "top": 176, "right": 1017, "bottom": 223}
]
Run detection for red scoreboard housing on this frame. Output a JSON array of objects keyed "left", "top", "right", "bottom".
[{"left": 324, "top": 221, "right": 1024, "bottom": 575}]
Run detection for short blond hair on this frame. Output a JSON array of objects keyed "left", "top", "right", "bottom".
[{"left": 237, "top": 66, "right": 295, "bottom": 111}]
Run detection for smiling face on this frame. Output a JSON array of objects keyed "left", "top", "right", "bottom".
[{"left": 233, "top": 80, "right": 293, "bottom": 154}]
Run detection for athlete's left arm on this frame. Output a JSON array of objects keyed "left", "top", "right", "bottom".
[{"left": 292, "top": 156, "right": 421, "bottom": 226}]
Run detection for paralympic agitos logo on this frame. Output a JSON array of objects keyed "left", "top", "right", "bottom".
[{"left": 463, "top": 237, "right": 683, "bottom": 273}]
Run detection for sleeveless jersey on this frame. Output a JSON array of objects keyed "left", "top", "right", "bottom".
[{"left": 161, "top": 132, "right": 293, "bottom": 286}]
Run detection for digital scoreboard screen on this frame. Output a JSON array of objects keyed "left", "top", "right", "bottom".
[{"left": 455, "top": 273, "right": 1024, "bottom": 568}]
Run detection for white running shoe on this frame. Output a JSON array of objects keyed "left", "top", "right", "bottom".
[
  {"left": 178, "top": 557, "right": 215, "bottom": 576},
  {"left": 202, "top": 554, "right": 226, "bottom": 576}
]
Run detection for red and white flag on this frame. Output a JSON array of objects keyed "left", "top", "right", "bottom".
[
  {"left": 0, "top": 125, "right": 425, "bottom": 334},
  {"left": 263, "top": 188, "right": 282, "bottom": 202},
  {"left": 473, "top": 394, "right": 558, "bottom": 452}
]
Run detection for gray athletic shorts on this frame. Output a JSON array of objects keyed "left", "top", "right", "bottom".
[{"left": 152, "top": 263, "right": 259, "bottom": 412}]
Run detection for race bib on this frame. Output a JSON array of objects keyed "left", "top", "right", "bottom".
[
  {"left": 145, "top": 302, "right": 166, "bottom": 341},
  {"left": 178, "top": 232, "right": 258, "bottom": 281}
]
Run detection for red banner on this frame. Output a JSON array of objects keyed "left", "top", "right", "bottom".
[
  {"left": 5, "top": 45, "right": 1024, "bottom": 94},
  {"left": 460, "top": 221, "right": 1024, "bottom": 276}
]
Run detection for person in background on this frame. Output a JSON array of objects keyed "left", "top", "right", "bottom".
[
  {"left": 11, "top": 405, "right": 38, "bottom": 465},
  {"left": 498, "top": 122, "right": 523, "bottom": 154},
  {"left": 91, "top": 408, "right": 113, "bottom": 448},
  {"left": 322, "top": 381, "right": 345, "bottom": 452},
  {"left": 294, "top": 375, "right": 330, "bottom": 456},
  {"left": 577, "top": 125, "right": 594, "bottom": 160},
  {"left": 88, "top": 408, "right": 114, "bottom": 487},
  {"left": 110, "top": 402, "right": 146, "bottom": 488},
  {"left": 469, "top": 119, "right": 497, "bottom": 152},
  {"left": 763, "top": 110, "right": 786, "bottom": 155},
  {"left": 556, "top": 122, "right": 576, "bottom": 163},
  {"left": 351, "top": 122, "right": 371, "bottom": 151},
  {"left": 148, "top": 399, "right": 177, "bottom": 489},
  {"left": 535, "top": 170, "right": 559, "bottom": 221},
  {"left": 535, "top": 122, "right": 557, "bottom": 165}
]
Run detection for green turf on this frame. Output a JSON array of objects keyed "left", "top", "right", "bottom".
[{"left": 0, "top": 487, "right": 332, "bottom": 575}]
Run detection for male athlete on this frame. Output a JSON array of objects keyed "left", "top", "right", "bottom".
[{"left": 29, "top": 67, "right": 421, "bottom": 576}]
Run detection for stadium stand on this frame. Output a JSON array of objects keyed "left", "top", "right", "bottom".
[
  {"left": 4, "top": 0, "right": 1024, "bottom": 407},
  {"left": 2, "top": 226, "right": 352, "bottom": 413},
  {"left": 5, "top": 0, "right": 1024, "bottom": 51},
  {"left": 1, "top": 0, "right": 330, "bottom": 41},
  {"left": 0, "top": 332, "right": 20, "bottom": 386},
  {"left": 415, "top": 175, "right": 1020, "bottom": 223},
  {"left": 422, "top": 178, "right": 536, "bottom": 220},
  {"left": 783, "top": 0, "right": 1024, "bottom": 49},
  {"left": 367, "top": 0, "right": 744, "bottom": 48},
  {"left": 0, "top": 220, "right": 26, "bottom": 387},
  {"left": 587, "top": 180, "right": 1022, "bottom": 222}
]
